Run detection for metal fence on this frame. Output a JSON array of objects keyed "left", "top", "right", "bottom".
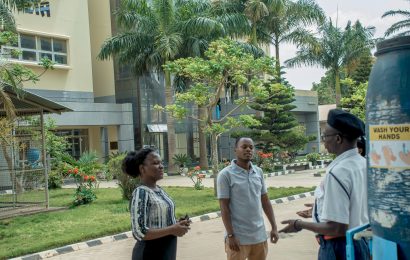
[{"left": 0, "top": 115, "right": 49, "bottom": 218}]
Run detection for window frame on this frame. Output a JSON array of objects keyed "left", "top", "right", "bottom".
[{"left": 2, "top": 33, "right": 68, "bottom": 65}]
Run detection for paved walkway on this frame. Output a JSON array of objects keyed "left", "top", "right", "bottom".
[
  {"left": 46, "top": 197, "right": 319, "bottom": 260},
  {"left": 63, "top": 169, "right": 323, "bottom": 189}
]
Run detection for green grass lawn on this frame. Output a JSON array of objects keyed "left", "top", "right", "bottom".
[{"left": 0, "top": 186, "right": 314, "bottom": 259}]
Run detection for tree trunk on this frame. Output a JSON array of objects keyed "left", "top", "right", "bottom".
[
  {"left": 198, "top": 105, "right": 209, "bottom": 169},
  {"left": 275, "top": 38, "right": 281, "bottom": 82},
  {"left": 211, "top": 133, "right": 219, "bottom": 196},
  {"left": 251, "top": 25, "right": 258, "bottom": 46},
  {"left": 335, "top": 71, "right": 341, "bottom": 108},
  {"left": 164, "top": 70, "right": 177, "bottom": 174}
]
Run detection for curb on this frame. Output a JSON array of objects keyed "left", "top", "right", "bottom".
[
  {"left": 11, "top": 191, "right": 315, "bottom": 260},
  {"left": 264, "top": 169, "right": 296, "bottom": 178}
]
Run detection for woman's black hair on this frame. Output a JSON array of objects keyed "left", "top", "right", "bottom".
[{"left": 122, "top": 148, "right": 156, "bottom": 178}]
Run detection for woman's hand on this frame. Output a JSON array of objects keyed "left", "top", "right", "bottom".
[
  {"left": 171, "top": 222, "right": 190, "bottom": 237},
  {"left": 178, "top": 219, "right": 191, "bottom": 227}
]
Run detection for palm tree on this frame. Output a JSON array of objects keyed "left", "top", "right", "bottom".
[
  {"left": 98, "top": 0, "right": 225, "bottom": 173},
  {"left": 382, "top": 0, "right": 410, "bottom": 37},
  {"left": 244, "top": 0, "right": 268, "bottom": 45},
  {"left": 286, "top": 19, "right": 375, "bottom": 107},
  {"left": 263, "top": 0, "right": 325, "bottom": 78}
]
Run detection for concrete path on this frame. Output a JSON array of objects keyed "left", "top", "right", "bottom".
[
  {"left": 63, "top": 169, "right": 323, "bottom": 189},
  {"left": 46, "top": 197, "right": 319, "bottom": 260}
]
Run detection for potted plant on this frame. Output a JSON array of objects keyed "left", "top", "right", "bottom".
[{"left": 172, "top": 154, "right": 191, "bottom": 175}]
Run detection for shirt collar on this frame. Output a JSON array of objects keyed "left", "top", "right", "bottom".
[
  {"left": 327, "top": 148, "right": 359, "bottom": 170},
  {"left": 231, "top": 159, "right": 256, "bottom": 174}
]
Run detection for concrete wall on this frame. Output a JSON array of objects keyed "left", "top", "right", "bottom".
[
  {"left": 88, "top": 0, "right": 116, "bottom": 101},
  {"left": 45, "top": 101, "right": 135, "bottom": 153},
  {"left": 14, "top": 0, "right": 94, "bottom": 93}
]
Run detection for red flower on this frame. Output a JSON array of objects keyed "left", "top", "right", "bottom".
[
  {"left": 194, "top": 166, "right": 201, "bottom": 171},
  {"left": 73, "top": 168, "right": 79, "bottom": 174},
  {"left": 68, "top": 169, "right": 72, "bottom": 174},
  {"left": 83, "top": 175, "right": 89, "bottom": 181},
  {"left": 90, "top": 176, "right": 96, "bottom": 182}
]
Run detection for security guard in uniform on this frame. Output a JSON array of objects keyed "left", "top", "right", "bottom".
[{"left": 279, "top": 109, "right": 370, "bottom": 260}]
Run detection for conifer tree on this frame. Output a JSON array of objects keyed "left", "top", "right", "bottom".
[{"left": 233, "top": 70, "right": 313, "bottom": 157}]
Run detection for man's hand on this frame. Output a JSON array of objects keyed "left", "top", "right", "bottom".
[
  {"left": 279, "top": 219, "right": 302, "bottom": 233},
  {"left": 227, "top": 236, "right": 241, "bottom": 251},
  {"left": 296, "top": 203, "right": 313, "bottom": 218},
  {"left": 270, "top": 229, "right": 279, "bottom": 243}
]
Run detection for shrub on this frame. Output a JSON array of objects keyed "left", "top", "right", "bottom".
[
  {"left": 117, "top": 173, "right": 140, "bottom": 200},
  {"left": 105, "top": 152, "right": 127, "bottom": 181},
  {"left": 106, "top": 152, "right": 139, "bottom": 200},
  {"left": 66, "top": 166, "right": 97, "bottom": 206},
  {"left": 172, "top": 153, "right": 191, "bottom": 167},
  {"left": 187, "top": 166, "right": 205, "bottom": 190},
  {"left": 306, "top": 153, "right": 321, "bottom": 165},
  {"left": 254, "top": 151, "right": 275, "bottom": 172},
  {"left": 48, "top": 170, "right": 63, "bottom": 189},
  {"left": 62, "top": 152, "right": 101, "bottom": 206}
]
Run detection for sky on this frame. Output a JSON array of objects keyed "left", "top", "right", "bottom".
[{"left": 276, "top": 0, "right": 409, "bottom": 90}]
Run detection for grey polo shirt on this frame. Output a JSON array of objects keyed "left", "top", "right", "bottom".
[{"left": 217, "top": 160, "right": 268, "bottom": 245}]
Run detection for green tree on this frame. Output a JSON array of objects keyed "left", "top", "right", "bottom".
[
  {"left": 210, "top": 0, "right": 325, "bottom": 77},
  {"left": 244, "top": 0, "right": 268, "bottom": 45},
  {"left": 233, "top": 79, "right": 298, "bottom": 150},
  {"left": 263, "top": 0, "right": 325, "bottom": 78},
  {"left": 98, "top": 0, "right": 225, "bottom": 173},
  {"left": 286, "top": 19, "right": 374, "bottom": 107},
  {"left": 158, "top": 38, "right": 276, "bottom": 194},
  {"left": 234, "top": 70, "right": 314, "bottom": 159},
  {"left": 340, "top": 78, "right": 367, "bottom": 121},
  {"left": 382, "top": 0, "right": 410, "bottom": 37},
  {"left": 350, "top": 52, "right": 373, "bottom": 85},
  {"left": 311, "top": 71, "right": 336, "bottom": 105},
  {"left": 43, "top": 119, "right": 70, "bottom": 166}
]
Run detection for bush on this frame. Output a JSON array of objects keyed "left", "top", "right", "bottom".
[
  {"left": 117, "top": 173, "right": 140, "bottom": 200},
  {"left": 172, "top": 153, "right": 191, "bottom": 167},
  {"left": 306, "top": 153, "right": 321, "bottom": 165},
  {"left": 66, "top": 166, "right": 97, "bottom": 206},
  {"left": 106, "top": 152, "right": 139, "bottom": 200},
  {"left": 48, "top": 170, "right": 63, "bottom": 189}
]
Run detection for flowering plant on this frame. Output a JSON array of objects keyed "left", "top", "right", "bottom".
[
  {"left": 255, "top": 151, "right": 274, "bottom": 172},
  {"left": 187, "top": 166, "right": 205, "bottom": 190},
  {"left": 66, "top": 166, "right": 97, "bottom": 206}
]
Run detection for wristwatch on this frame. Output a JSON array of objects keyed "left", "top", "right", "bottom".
[{"left": 227, "top": 233, "right": 234, "bottom": 238}]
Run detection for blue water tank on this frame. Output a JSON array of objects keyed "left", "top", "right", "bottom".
[{"left": 366, "top": 36, "right": 410, "bottom": 259}]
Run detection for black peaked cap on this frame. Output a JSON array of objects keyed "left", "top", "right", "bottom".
[{"left": 327, "top": 109, "right": 365, "bottom": 138}]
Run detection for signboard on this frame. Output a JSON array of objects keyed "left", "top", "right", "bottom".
[{"left": 369, "top": 124, "right": 410, "bottom": 168}]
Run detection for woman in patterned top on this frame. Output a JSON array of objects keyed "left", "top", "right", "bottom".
[{"left": 122, "top": 148, "right": 191, "bottom": 260}]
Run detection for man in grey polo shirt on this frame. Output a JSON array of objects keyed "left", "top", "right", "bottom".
[{"left": 217, "top": 137, "right": 279, "bottom": 260}]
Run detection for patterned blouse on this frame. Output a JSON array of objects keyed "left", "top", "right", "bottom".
[{"left": 130, "top": 185, "right": 176, "bottom": 240}]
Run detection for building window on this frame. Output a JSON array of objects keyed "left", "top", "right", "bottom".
[
  {"left": 2, "top": 33, "right": 68, "bottom": 65},
  {"left": 55, "top": 129, "right": 88, "bottom": 159}
]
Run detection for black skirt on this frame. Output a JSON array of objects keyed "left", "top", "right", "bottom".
[{"left": 132, "top": 235, "right": 177, "bottom": 260}]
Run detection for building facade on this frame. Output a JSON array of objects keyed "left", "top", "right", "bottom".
[
  {"left": 8, "top": 0, "right": 320, "bottom": 163},
  {"left": 9, "top": 0, "right": 134, "bottom": 161}
]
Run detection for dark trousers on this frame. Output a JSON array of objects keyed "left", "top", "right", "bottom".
[
  {"left": 317, "top": 236, "right": 370, "bottom": 260},
  {"left": 132, "top": 235, "right": 177, "bottom": 260}
]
